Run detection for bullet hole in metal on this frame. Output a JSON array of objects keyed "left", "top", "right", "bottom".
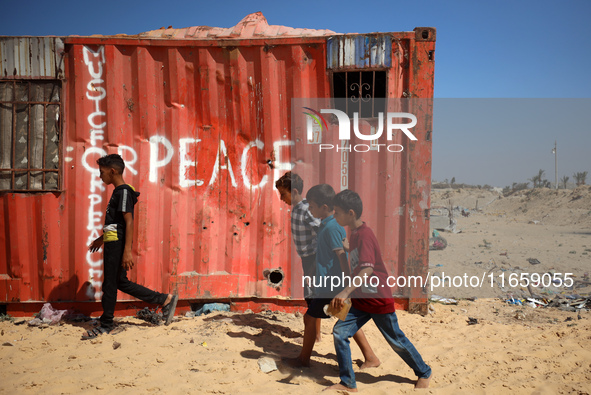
[
  {"left": 269, "top": 271, "right": 283, "bottom": 285},
  {"left": 244, "top": 222, "right": 250, "bottom": 226},
  {"left": 263, "top": 268, "right": 284, "bottom": 287},
  {"left": 422, "top": 30, "right": 429, "bottom": 40}
]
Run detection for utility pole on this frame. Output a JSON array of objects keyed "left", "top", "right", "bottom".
[{"left": 552, "top": 141, "right": 558, "bottom": 189}]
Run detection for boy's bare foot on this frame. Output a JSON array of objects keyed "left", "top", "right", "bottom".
[
  {"left": 283, "top": 356, "right": 310, "bottom": 368},
  {"left": 323, "top": 383, "right": 358, "bottom": 392},
  {"left": 415, "top": 375, "right": 431, "bottom": 389},
  {"left": 360, "top": 356, "right": 381, "bottom": 369}
]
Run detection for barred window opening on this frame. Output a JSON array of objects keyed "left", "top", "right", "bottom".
[
  {"left": 0, "top": 80, "right": 61, "bottom": 192},
  {"left": 332, "top": 71, "right": 387, "bottom": 119}
]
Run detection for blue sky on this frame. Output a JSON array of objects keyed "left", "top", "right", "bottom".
[{"left": 2, "top": 0, "right": 589, "bottom": 187}]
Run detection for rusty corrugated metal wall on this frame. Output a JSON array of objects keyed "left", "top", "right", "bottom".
[
  {"left": 0, "top": 37, "right": 65, "bottom": 79},
  {"left": 0, "top": 14, "right": 435, "bottom": 314}
]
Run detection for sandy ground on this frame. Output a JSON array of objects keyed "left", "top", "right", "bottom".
[
  {"left": 429, "top": 186, "right": 591, "bottom": 299},
  {"left": 1, "top": 187, "right": 590, "bottom": 394}
]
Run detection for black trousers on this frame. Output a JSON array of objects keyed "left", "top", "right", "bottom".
[{"left": 100, "top": 239, "right": 168, "bottom": 329}]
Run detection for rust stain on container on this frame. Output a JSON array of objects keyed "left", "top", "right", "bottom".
[{"left": 0, "top": 13, "right": 435, "bottom": 314}]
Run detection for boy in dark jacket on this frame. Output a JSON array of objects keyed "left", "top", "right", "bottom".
[{"left": 82, "top": 154, "right": 177, "bottom": 339}]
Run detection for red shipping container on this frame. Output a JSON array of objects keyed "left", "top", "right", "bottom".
[{"left": 0, "top": 13, "right": 436, "bottom": 316}]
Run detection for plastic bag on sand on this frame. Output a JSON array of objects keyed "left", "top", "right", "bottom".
[
  {"left": 29, "top": 303, "right": 68, "bottom": 326},
  {"left": 194, "top": 303, "right": 230, "bottom": 316}
]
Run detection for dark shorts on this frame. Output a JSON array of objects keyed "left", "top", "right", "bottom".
[{"left": 306, "top": 298, "right": 332, "bottom": 319}]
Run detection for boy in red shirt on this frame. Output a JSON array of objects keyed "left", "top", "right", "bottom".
[{"left": 327, "top": 189, "right": 431, "bottom": 391}]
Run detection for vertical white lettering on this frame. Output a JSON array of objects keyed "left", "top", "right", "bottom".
[
  {"left": 86, "top": 79, "right": 106, "bottom": 101},
  {"left": 82, "top": 46, "right": 105, "bottom": 79},
  {"left": 87, "top": 194, "right": 103, "bottom": 231},
  {"left": 90, "top": 175, "right": 106, "bottom": 194},
  {"left": 88, "top": 112, "right": 107, "bottom": 130},
  {"left": 89, "top": 129, "right": 104, "bottom": 146},
  {"left": 81, "top": 147, "right": 107, "bottom": 174},
  {"left": 86, "top": 267, "right": 103, "bottom": 299},
  {"left": 341, "top": 140, "right": 349, "bottom": 191},
  {"left": 83, "top": 45, "right": 107, "bottom": 299}
]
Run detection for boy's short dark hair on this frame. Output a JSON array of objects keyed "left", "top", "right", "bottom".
[
  {"left": 306, "top": 184, "right": 336, "bottom": 209},
  {"left": 333, "top": 189, "right": 363, "bottom": 219},
  {"left": 97, "top": 154, "right": 125, "bottom": 174},
  {"left": 275, "top": 171, "right": 304, "bottom": 193}
]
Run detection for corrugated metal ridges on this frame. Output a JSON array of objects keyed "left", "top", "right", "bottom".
[
  {"left": 0, "top": 37, "right": 65, "bottom": 78},
  {"left": 138, "top": 12, "right": 337, "bottom": 40},
  {"left": 0, "top": 20, "right": 436, "bottom": 314},
  {"left": 327, "top": 35, "right": 392, "bottom": 69}
]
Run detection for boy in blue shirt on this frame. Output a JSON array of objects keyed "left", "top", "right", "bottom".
[{"left": 327, "top": 189, "right": 431, "bottom": 391}]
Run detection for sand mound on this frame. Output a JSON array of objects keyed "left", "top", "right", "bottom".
[
  {"left": 431, "top": 188, "right": 501, "bottom": 210},
  {"left": 432, "top": 186, "right": 591, "bottom": 227}
]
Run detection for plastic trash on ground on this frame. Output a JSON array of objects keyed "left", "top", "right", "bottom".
[
  {"left": 430, "top": 295, "right": 458, "bottom": 305},
  {"left": 28, "top": 303, "right": 68, "bottom": 326},
  {"left": 193, "top": 303, "right": 230, "bottom": 316}
]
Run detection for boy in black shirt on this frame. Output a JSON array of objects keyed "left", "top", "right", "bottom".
[{"left": 82, "top": 154, "right": 178, "bottom": 339}]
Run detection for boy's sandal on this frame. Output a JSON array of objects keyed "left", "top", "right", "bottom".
[
  {"left": 81, "top": 326, "right": 110, "bottom": 340},
  {"left": 162, "top": 294, "right": 179, "bottom": 326}
]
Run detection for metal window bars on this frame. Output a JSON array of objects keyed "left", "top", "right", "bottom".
[
  {"left": 0, "top": 80, "right": 61, "bottom": 191},
  {"left": 332, "top": 70, "right": 387, "bottom": 119}
]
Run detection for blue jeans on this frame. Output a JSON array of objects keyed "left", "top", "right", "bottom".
[{"left": 332, "top": 306, "right": 431, "bottom": 389}]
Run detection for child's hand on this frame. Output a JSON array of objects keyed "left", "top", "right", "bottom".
[
  {"left": 330, "top": 289, "right": 350, "bottom": 310},
  {"left": 122, "top": 250, "right": 135, "bottom": 270},
  {"left": 88, "top": 236, "right": 104, "bottom": 253},
  {"left": 330, "top": 297, "right": 345, "bottom": 311},
  {"left": 342, "top": 238, "right": 349, "bottom": 252}
]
